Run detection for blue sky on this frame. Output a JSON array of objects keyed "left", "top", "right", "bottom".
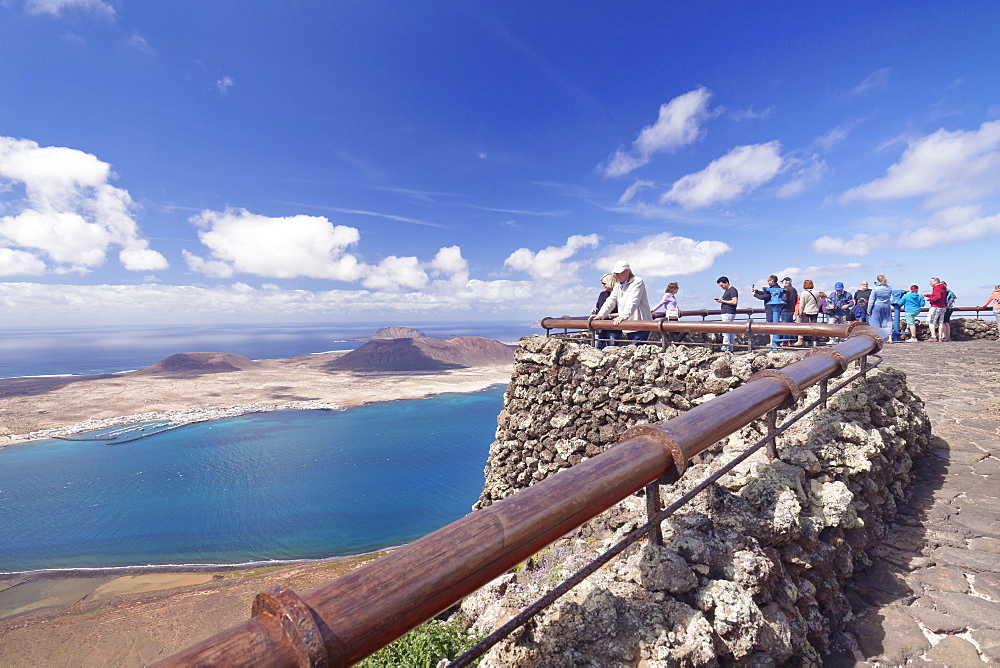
[{"left": 2, "top": 1, "right": 999, "bottom": 326}]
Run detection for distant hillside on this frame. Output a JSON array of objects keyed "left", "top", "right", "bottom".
[
  {"left": 327, "top": 336, "right": 514, "bottom": 372},
  {"left": 134, "top": 352, "right": 260, "bottom": 375},
  {"left": 350, "top": 326, "right": 427, "bottom": 341}
]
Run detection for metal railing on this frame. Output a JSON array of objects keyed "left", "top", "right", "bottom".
[
  {"left": 155, "top": 324, "right": 885, "bottom": 667},
  {"left": 541, "top": 316, "right": 866, "bottom": 351}
]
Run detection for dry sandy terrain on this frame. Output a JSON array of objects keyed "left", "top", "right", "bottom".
[
  {"left": 0, "top": 555, "right": 386, "bottom": 666},
  {"left": 0, "top": 351, "right": 513, "bottom": 443}
]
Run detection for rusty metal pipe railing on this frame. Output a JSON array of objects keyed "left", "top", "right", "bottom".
[
  {"left": 156, "top": 325, "right": 885, "bottom": 667},
  {"left": 541, "top": 316, "right": 868, "bottom": 340}
]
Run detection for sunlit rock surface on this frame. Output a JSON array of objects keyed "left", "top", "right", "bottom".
[{"left": 462, "top": 336, "right": 929, "bottom": 666}]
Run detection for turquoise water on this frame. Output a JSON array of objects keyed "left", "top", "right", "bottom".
[{"left": 0, "top": 386, "right": 506, "bottom": 573}]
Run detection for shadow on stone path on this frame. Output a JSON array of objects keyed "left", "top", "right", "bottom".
[{"left": 825, "top": 339, "right": 1000, "bottom": 666}]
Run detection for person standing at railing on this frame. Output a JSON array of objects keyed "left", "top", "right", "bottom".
[
  {"left": 942, "top": 287, "right": 957, "bottom": 341},
  {"left": 794, "top": 279, "right": 822, "bottom": 346},
  {"left": 591, "top": 273, "right": 621, "bottom": 349},
  {"left": 589, "top": 260, "right": 652, "bottom": 345},
  {"left": 924, "top": 277, "right": 948, "bottom": 342},
  {"left": 828, "top": 283, "right": 853, "bottom": 320},
  {"left": 827, "top": 283, "right": 854, "bottom": 332},
  {"left": 868, "top": 275, "right": 894, "bottom": 335},
  {"left": 753, "top": 275, "right": 786, "bottom": 348},
  {"left": 983, "top": 284, "right": 1000, "bottom": 325},
  {"left": 652, "top": 282, "right": 687, "bottom": 343},
  {"left": 898, "top": 285, "right": 926, "bottom": 341},
  {"left": 714, "top": 276, "right": 738, "bottom": 352},
  {"left": 853, "top": 280, "right": 872, "bottom": 323},
  {"left": 779, "top": 277, "right": 797, "bottom": 346}
]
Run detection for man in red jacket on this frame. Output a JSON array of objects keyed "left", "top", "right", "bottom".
[{"left": 924, "top": 277, "right": 948, "bottom": 341}]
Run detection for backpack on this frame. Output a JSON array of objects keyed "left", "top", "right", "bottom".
[{"left": 946, "top": 290, "right": 957, "bottom": 308}]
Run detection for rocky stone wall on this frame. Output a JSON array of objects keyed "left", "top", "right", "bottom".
[
  {"left": 459, "top": 336, "right": 931, "bottom": 666},
  {"left": 908, "top": 316, "right": 997, "bottom": 340}
]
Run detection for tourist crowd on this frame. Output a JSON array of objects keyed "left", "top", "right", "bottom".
[{"left": 588, "top": 260, "right": 999, "bottom": 349}]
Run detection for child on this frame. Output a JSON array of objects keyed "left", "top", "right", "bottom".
[
  {"left": 651, "top": 282, "right": 684, "bottom": 342},
  {"left": 898, "top": 285, "right": 926, "bottom": 340}
]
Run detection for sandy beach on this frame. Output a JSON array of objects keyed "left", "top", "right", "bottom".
[{"left": 0, "top": 350, "right": 513, "bottom": 444}]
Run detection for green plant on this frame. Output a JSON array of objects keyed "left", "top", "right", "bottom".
[{"left": 358, "top": 619, "right": 483, "bottom": 668}]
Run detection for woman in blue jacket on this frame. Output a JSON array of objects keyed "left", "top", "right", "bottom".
[{"left": 868, "top": 275, "right": 894, "bottom": 332}]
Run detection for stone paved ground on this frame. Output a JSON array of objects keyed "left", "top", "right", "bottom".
[{"left": 826, "top": 339, "right": 1000, "bottom": 666}]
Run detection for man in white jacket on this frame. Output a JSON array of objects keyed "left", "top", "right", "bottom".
[{"left": 589, "top": 261, "right": 652, "bottom": 344}]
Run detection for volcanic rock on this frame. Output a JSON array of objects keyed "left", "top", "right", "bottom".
[
  {"left": 134, "top": 352, "right": 260, "bottom": 375},
  {"left": 327, "top": 336, "right": 514, "bottom": 372},
  {"left": 351, "top": 326, "right": 427, "bottom": 340}
]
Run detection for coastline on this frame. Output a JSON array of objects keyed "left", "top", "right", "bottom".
[
  {"left": 0, "top": 350, "right": 513, "bottom": 446},
  {"left": 0, "top": 346, "right": 514, "bottom": 653}
]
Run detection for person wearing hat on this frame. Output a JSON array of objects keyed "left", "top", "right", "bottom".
[
  {"left": 589, "top": 261, "right": 652, "bottom": 345},
  {"left": 827, "top": 282, "right": 855, "bottom": 339},
  {"left": 591, "top": 273, "right": 621, "bottom": 348}
]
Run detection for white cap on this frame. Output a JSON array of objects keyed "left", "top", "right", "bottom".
[{"left": 612, "top": 261, "right": 630, "bottom": 273}]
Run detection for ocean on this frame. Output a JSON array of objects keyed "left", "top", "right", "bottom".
[
  {"left": 0, "top": 321, "right": 528, "bottom": 573},
  {"left": 0, "top": 320, "right": 535, "bottom": 378}
]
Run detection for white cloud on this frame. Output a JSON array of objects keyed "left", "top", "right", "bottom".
[
  {"left": 812, "top": 233, "right": 891, "bottom": 256},
  {"left": 182, "top": 250, "right": 234, "bottom": 279},
  {"left": 185, "top": 207, "right": 362, "bottom": 280},
  {"left": 216, "top": 76, "right": 234, "bottom": 94},
  {"left": 601, "top": 87, "right": 713, "bottom": 178},
  {"left": 728, "top": 105, "right": 773, "bottom": 121},
  {"left": 0, "top": 136, "right": 168, "bottom": 274},
  {"left": 661, "top": 141, "right": 784, "bottom": 209},
  {"left": 594, "top": 232, "right": 731, "bottom": 278},
  {"left": 841, "top": 120, "right": 1000, "bottom": 209},
  {"left": 361, "top": 255, "right": 428, "bottom": 290},
  {"left": 24, "top": 0, "right": 114, "bottom": 17},
  {"left": 618, "top": 180, "right": 654, "bottom": 205},
  {"left": 816, "top": 125, "right": 850, "bottom": 151},
  {"left": 0, "top": 248, "right": 47, "bottom": 276},
  {"left": 0, "top": 278, "right": 595, "bottom": 325},
  {"left": 429, "top": 245, "right": 470, "bottom": 284},
  {"left": 185, "top": 208, "right": 477, "bottom": 292},
  {"left": 123, "top": 33, "right": 154, "bottom": 54},
  {"left": 897, "top": 206, "right": 1000, "bottom": 249},
  {"left": 119, "top": 246, "right": 170, "bottom": 272},
  {"left": 503, "top": 234, "right": 599, "bottom": 283},
  {"left": 776, "top": 158, "right": 828, "bottom": 199},
  {"left": 852, "top": 67, "right": 892, "bottom": 95},
  {"left": 773, "top": 263, "right": 863, "bottom": 285}
]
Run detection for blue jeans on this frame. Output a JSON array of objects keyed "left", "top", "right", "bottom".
[
  {"left": 595, "top": 330, "right": 622, "bottom": 349},
  {"left": 721, "top": 312, "right": 735, "bottom": 351},
  {"left": 779, "top": 309, "right": 794, "bottom": 343},
  {"left": 623, "top": 331, "right": 650, "bottom": 345},
  {"left": 767, "top": 304, "right": 783, "bottom": 346}
]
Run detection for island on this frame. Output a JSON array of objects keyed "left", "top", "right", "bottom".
[{"left": 0, "top": 335, "right": 515, "bottom": 445}]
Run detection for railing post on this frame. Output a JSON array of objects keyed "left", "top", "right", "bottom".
[
  {"left": 644, "top": 482, "right": 663, "bottom": 545},
  {"left": 819, "top": 378, "right": 829, "bottom": 409},
  {"left": 765, "top": 409, "right": 778, "bottom": 459}
]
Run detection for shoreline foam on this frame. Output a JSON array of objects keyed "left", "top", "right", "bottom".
[{"left": 5, "top": 400, "right": 342, "bottom": 445}]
